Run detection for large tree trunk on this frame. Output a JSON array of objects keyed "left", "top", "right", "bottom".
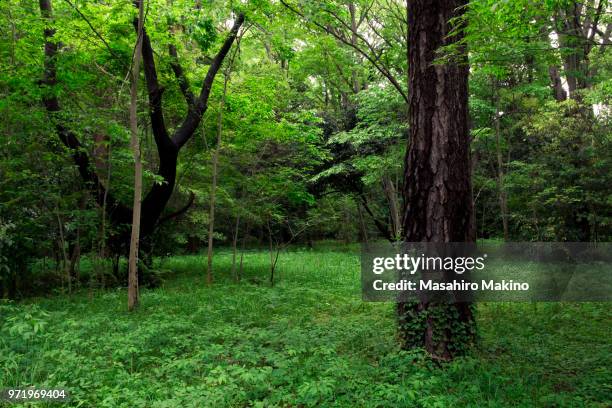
[
  {"left": 127, "top": 0, "right": 145, "bottom": 311},
  {"left": 397, "top": 0, "right": 476, "bottom": 360}
]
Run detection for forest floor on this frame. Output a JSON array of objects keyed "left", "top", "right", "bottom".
[{"left": 1, "top": 245, "right": 610, "bottom": 407}]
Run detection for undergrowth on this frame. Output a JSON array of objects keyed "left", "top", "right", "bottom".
[{"left": 1, "top": 248, "right": 610, "bottom": 407}]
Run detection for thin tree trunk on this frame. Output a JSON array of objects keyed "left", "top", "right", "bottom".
[
  {"left": 68, "top": 233, "right": 80, "bottom": 286},
  {"left": 356, "top": 200, "right": 369, "bottom": 250},
  {"left": 383, "top": 175, "right": 401, "bottom": 240},
  {"left": 97, "top": 130, "right": 112, "bottom": 291},
  {"left": 231, "top": 214, "right": 240, "bottom": 281},
  {"left": 112, "top": 254, "right": 120, "bottom": 282},
  {"left": 493, "top": 81, "right": 509, "bottom": 241},
  {"left": 69, "top": 193, "right": 87, "bottom": 285},
  {"left": 398, "top": 0, "right": 475, "bottom": 361},
  {"left": 54, "top": 205, "right": 71, "bottom": 294},
  {"left": 239, "top": 220, "right": 250, "bottom": 281},
  {"left": 266, "top": 217, "right": 279, "bottom": 287},
  {"left": 206, "top": 74, "right": 229, "bottom": 285},
  {"left": 343, "top": 206, "right": 351, "bottom": 244},
  {"left": 471, "top": 150, "right": 479, "bottom": 240},
  {"left": 267, "top": 218, "right": 274, "bottom": 286},
  {"left": 532, "top": 206, "right": 541, "bottom": 241},
  {"left": 128, "top": 0, "right": 145, "bottom": 311},
  {"left": 348, "top": 2, "right": 360, "bottom": 94}
]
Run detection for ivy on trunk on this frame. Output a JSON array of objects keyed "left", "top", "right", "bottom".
[{"left": 398, "top": 0, "right": 476, "bottom": 360}]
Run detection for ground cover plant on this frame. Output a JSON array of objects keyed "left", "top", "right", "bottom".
[{"left": 1, "top": 248, "right": 610, "bottom": 407}]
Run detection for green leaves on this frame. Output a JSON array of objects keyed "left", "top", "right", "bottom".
[
  {"left": 191, "top": 16, "right": 218, "bottom": 52},
  {"left": 2, "top": 251, "right": 609, "bottom": 406},
  {"left": 2, "top": 305, "right": 50, "bottom": 341}
]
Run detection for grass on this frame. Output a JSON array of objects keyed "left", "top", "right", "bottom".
[{"left": 1, "top": 247, "right": 610, "bottom": 407}]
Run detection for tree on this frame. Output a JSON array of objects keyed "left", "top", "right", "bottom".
[
  {"left": 397, "top": 0, "right": 476, "bottom": 360},
  {"left": 281, "top": 0, "right": 409, "bottom": 103},
  {"left": 280, "top": 0, "right": 411, "bottom": 241},
  {"left": 127, "top": 0, "right": 145, "bottom": 311},
  {"left": 206, "top": 66, "right": 230, "bottom": 286},
  {"left": 551, "top": 0, "right": 610, "bottom": 99},
  {"left": 38, "top": 0, "right": 245, "bottom": 254}
]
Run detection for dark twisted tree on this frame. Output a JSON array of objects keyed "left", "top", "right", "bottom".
[
  {"left": 397, "top": 0, "right": 476, "bottom": 360},
  {"left": 38, "top": 0, "right": 244, "bottom": 252}
]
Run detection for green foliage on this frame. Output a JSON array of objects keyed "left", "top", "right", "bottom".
[
  {"left": 512, "top": 100, "right": 612, "bottom": 240},
  {"left": 0, "top": 220, "right": 15, "bottom": 284},
  {"left": 3, "top": 0, "right": 608, "bottom": 259},
  {"left": 398, "top": 303, "right": 477, "bottom": 358},
  {"left": 1, "top": 250, "right": 610, "bottom": 407}
]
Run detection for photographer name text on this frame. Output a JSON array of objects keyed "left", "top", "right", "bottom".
[{"left": 372, "top": 279, "right": 529, "bottom": 291}]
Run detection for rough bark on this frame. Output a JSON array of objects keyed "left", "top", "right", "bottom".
[{"left": 397, "top": 0, "right": 476, "bottom": 360}]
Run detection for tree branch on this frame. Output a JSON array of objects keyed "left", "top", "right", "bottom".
[
  {"left": 358, "top": 194, "right": 393, "bottom": 241},
  {"left": 586, "top": 0, "right": 604, "bottom": 54},
  {"left": 168, "top": 43, "right": 195, "bottom": 107},
  {"left": 39, "top": 0, "right": 131, "bottom": 225},
  {"left": 280, "top": 0, "right": 408, "bottom": 103},
  {"left": 172, "top": 13, "right": 245, "bottom": 149},
  {"left": 158, "top": 191, "right": 196, "bottom": 224},
  {"left": 61, "top": 0, "right": 126, "bottom": 66},
  {"left": 132, "top": 17, "right": 175, "bottom": 153}
]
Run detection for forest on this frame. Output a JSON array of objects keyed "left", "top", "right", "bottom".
[{"left": 0, "top": 0, "right": 611, "bottom": 406}]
